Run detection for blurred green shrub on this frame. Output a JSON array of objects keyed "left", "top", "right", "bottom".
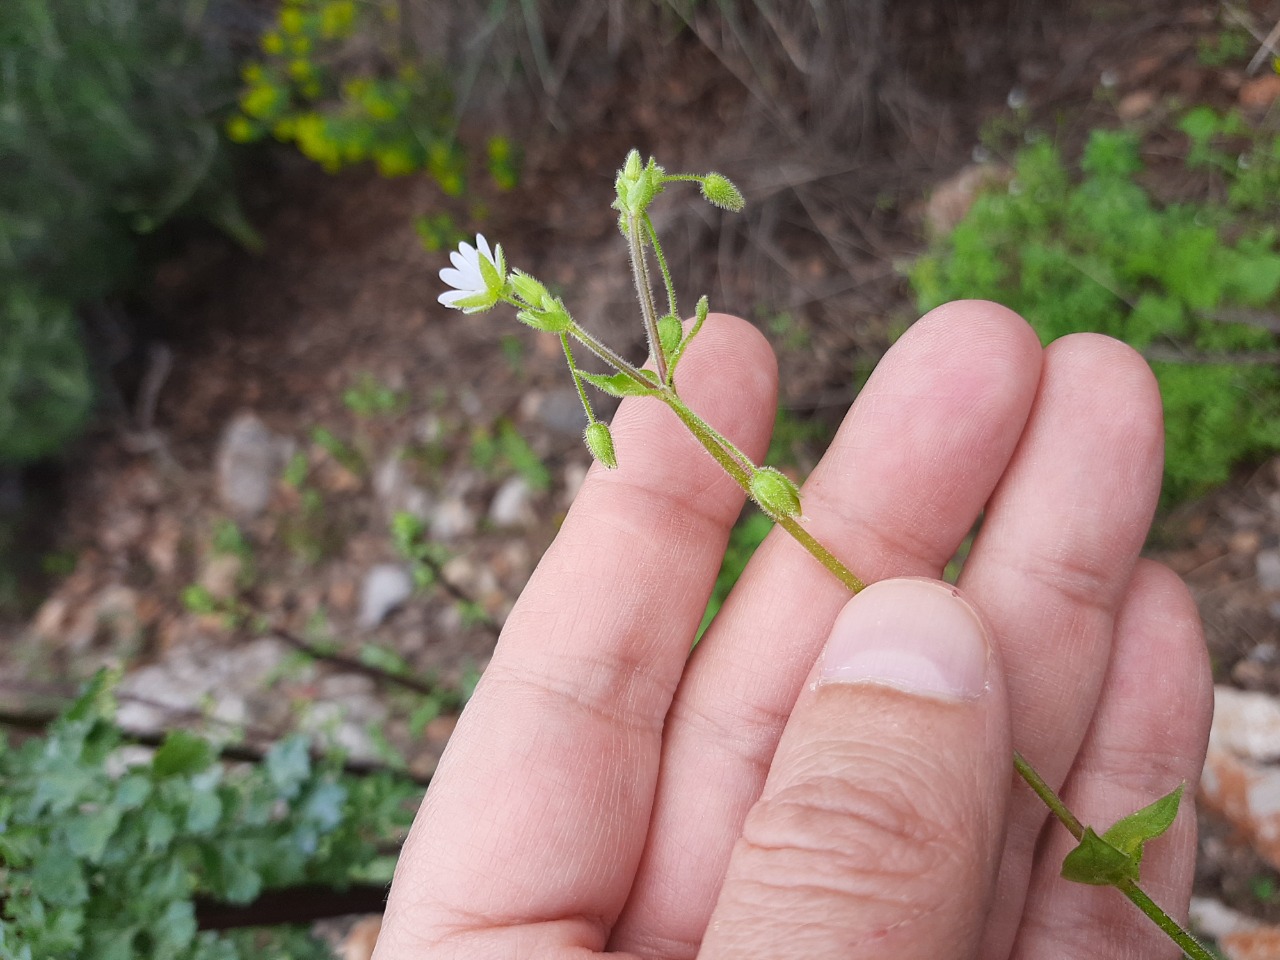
[
  {"left": 0, "top": 671, "right": 421, "bottom": 959},
  {"left": 229, "top": 0, "right": 477, "bottom": 190},
  {"left": 912, "top": 124, "right": 1280, "bottom": 504},
  {"left": 0, "top": 0, "right": 247, "bottom": 463}
]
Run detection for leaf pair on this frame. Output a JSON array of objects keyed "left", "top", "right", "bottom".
[{"left": 1061, "top": 785, "right": 1183, "bottom": 886}]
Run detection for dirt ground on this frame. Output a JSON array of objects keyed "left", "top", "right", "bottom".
[{"left": 6, "top": 0, "right": 1280, "bottom": 943}]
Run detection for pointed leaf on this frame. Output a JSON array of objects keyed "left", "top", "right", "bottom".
[
  {"left": 1061, "top": 827, "right": 1139, "bottom": 886},
  {"left": 1101, "top": 784, "right": 1184, "bottom": 860},
  {"left": 578, "top": 370, "right": 660, "bottom": 398},
  {"left": 657, "top": 314, "right": 682, "bottom": 361}
]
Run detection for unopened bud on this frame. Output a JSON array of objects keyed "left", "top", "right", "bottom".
[
  {"left": 750, "top": 466, "right": 801, "bottom": 518},
  {"left": 584, "top": 421, "right": 618, "bottom": 469},
  {"left": 701, "top": 173, "right": 745, "bottom": 212}
]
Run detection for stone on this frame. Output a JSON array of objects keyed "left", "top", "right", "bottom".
[
  {"left": 358, "top": 563, "right": 414, "bottom": 628},
  {"left": 1257, "top": 548, "right": 1280, "bottom": 593},
  {"left": 1212, "top": 687, "right": 1280, "bottom": 762},
  {"left": 924, "top": 164, "right": 1010, "bottom": 238},
  {"left": 430, "top": 497, "right": 476, "bottom": 541},
  {"left": 520, "top": 388, "right": 589, "bottom": 436},
  {"left": 1240, "top": 73, "right": 1280, "bottom": 111},
  {"left": 1116, "top": 89, "right": 1157, "bottom": 120},
  {"left": 488, "top": 476, "right": 535, "bottom": 528},
  {"left": 199, "top": 553, "right": 243, "bottom": 601},
  {"left": 216, "top": 413, "right": 294, "bottom": 517}
]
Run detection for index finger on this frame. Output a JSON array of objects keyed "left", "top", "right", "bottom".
[{"left": 376, "top": 314, "right": 778, "bottom": 958}]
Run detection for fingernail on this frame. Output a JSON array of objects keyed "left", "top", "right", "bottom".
[{"left": 819, "top": 578, "right": 990, "bottom": 701}]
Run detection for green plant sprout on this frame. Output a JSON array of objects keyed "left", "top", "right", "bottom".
[{"left": 438, "top": 149, "right": 1212, "bottom": 959}]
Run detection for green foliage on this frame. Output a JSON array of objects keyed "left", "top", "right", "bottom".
[
  {"left": 343, "top": 373, "right": 406, "bottom": 418},
  {"left": 470, "top": 420, "right": 551, "bottom": 492},
  {"left": 229, "top": 0, "right": 503, "bottom": 193},
  {"left": 912, "top": 122, "right": 1280, "bottom": 503},
  {"left": 1, "top": 0, "right": 244, "bottom": 463},
  {"left": 0, "top": 672, "right": 421, "bottom": 959}
]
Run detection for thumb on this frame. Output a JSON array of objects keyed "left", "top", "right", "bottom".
[{"left": 700, "top": 578, "right": 1010, "bottom": 960}]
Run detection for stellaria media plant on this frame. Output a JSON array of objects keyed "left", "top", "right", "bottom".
[{"left": 437, "top": 149, "right": 1211, "bottom": 959}]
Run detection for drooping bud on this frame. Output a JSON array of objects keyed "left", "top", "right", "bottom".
[
  {"left": 749, "top": 466, "right": 801, "bottom": 519},
  {"left": 700, "top": 173, "right": 745, "bottom": 212},
  {"left": 584, "top": 421, "right": 618, "bottom": 469}
]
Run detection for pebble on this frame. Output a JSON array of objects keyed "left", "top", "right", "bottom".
[
  {"left": 430, "top": 497, "right": 476, "bottom": 541},
  {"left": 488, "top": 476, "right": 535, "bottom": 528},
  {"left": 520, "top": 388, "right": 589, "bottom": 436},
  {"left": 357, "top": 563, "right": 414, "bottom": 628},
  {"left": 1257, "top": 549, "right": 1280, "bottom": 593},
  {"left": 216, "top": 412, "right": 294, "bottom": 517}
]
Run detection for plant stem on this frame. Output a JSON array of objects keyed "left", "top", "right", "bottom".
[
  {"left": 1013, "top": 752, "right": 1212, "bottom": 960},
  {"left": 643, "top": 213, "right": 679, "bottom": 324},
  {"left": 626, "top": 214, "right": 668, "bottom": 384},
  {"left": 1116, "top": 880, "right": 1215, "bottom": 960}
]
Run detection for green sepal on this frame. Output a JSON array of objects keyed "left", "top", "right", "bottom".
[
  {"left": 515, "top": 296, "right": 572, "bottom": 333},
  {"left": 750, "top": 467, "right": 802, "bottom": 519},
  {"left": 509, "top": 269, "right": 551, "bottom": 307},
  {"left": 613, "top": 150, "right": 666, "bottom": 218},
  {"left": 1061, "top": 785, "right": 1184, "bottom": 887},
  {"left": 477, "top": 242, "right": 506, "bottom": 294},
  {"left": 584, "top": 421, "right": 618, "bottom": 469},
  {"left": 578, "top": 369, "right": 660, "bottom": 398},
  {"left": 450, "top": 290, "right": 498, "bottom": 314},
  {"left": 700, "top": 172, "right": 745, "bottom": 212},
  {"left": 657, "top": 314, "right": 682, "bottom": 362}
]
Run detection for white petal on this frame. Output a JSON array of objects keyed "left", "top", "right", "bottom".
[
  {"left": 438, "top": 289, "right": 469, "bottom": 308},
  {"left": 475, "top": 234, "right": 493, "bottom": 262},
  {"left": 439, "top": 266, "right": 476, "bottom": 291},
  {"left": 449, "top": 248, "right": 472, "bottom": 272}
]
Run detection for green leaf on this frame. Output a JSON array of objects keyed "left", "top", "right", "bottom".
[
  {"left": 185, "top": 789, "right": 223, "bottom": 834},
  {"left": 266, "top": 735, "right": 312, "bottom": 799},
  {"left": 577, "top": 370, "right": 659, "bottom": 398},
  {"left": 657, "top": 314, "right": 682, "bottom": 361},
  {"left": 152, "top": 731, "right": 216, "bottom": 778},
  {"left": 1101, "top": 784, "right": 1184, "bottom": 859},
  {"left": 65, "top": 805, "right": 123, "bottom": 863},
  {"left": 1062, "top": 785, "right": 1184, "bottom": 887},
  {"left": 1061, "top": 826, "right": 1138, "bottom": 886}
]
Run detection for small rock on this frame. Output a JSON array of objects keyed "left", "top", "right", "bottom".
[
  {"left": 1211, "top": 686, "right": 1280, "bottom": 762},
  {"left": 146, "top": 513, "right": 183, "bottom": 578},
  {"left": 358, "top": 564, "right": 414, "bottom": 628},
  {"left": 562, "top": 461, "right": 590, "bottom": 506},
  {"left": 1240, "top": 73, "right": 1280, "bottom": 111},
  {"left": 341, "top": 917, "right": 382, "bottom": 960},
  {"left": 216, "top": 413, "right": 294, "bottom": 517},
  {"left": 1257, "top": 549, "right": 1280, "bottom": 593},
  {"left": 488, "top": 476, "right": 535, "bottom": 529},
  {"left": 199, "top": 553, "right": 243, "bottom": 601},
  {"left": 521, "top": 388, "right": 590, "bottom": 436},
  {"left": 1116, "top": 89, "right": 1157, "bottom": 120},
  {"left": 373, "top": 454, "right": 433, "bottom": 521},
  {"left": 1230, "top": 529, "right": 1262, "bottom": 555},
  {"left": 430, "top": 497, "right": 476, "bottom": 541},
  {"left": 924, "top": 164, "right": 1010, "bottom": 238}
]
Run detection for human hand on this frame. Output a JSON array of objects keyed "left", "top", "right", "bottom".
[{"left": 373, "top": 301, "right": 1212, "bottom": 960}]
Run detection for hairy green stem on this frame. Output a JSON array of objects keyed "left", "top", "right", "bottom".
[
  {"left": 643, "top": 213, "right": 679, "bottom": 325},
  {"left": 626, "top": 215, "right": 668, "bottom": 384}
]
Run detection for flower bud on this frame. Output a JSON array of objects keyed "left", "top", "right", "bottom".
[
  {"left": 750, "top": 466, "right": 801, "bottom": 519},
  {"left": 509, "top": 270, "right": 550, "bottom": 308},
  {"left": 700, "top": 173, "right": 745, "bottom": 212},
  {"left": 584, "top": 421, "right": 618, "bottom": 469}
]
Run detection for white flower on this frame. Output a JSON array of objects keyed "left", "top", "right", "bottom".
[{"left": 438, "top": 234, "right": 505, "bottom": 313}]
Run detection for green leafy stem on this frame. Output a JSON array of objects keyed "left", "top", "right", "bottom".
[{"left": 443, "top": 149, "right": 1208, "bottom": 958}]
